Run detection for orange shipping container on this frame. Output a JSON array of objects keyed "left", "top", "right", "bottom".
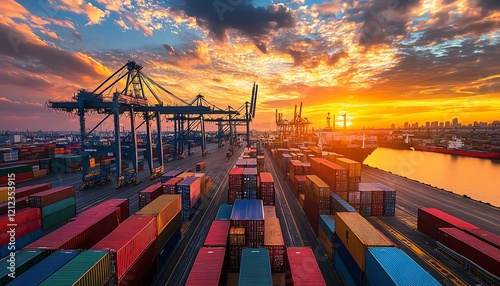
[{"left": 265, "top": 218, "right": 285, "bottom": 272}]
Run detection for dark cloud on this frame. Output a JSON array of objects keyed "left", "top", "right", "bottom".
[
  {"left": 0, "top": 70, "right": 53, "bottom": 91},
  {"left": 0, "top": 23, "right": 105, "bottom": 80},
  {"left": 72, "top": 31, "right": 82, "bottom": 41},
  {"left": 171, "top": 0, "right": 295, "bottom": 51},
  {"left": 477, "top": 0, "right": 500, "bottom": 10},
  {"left": 162, "top": 44, "right": 175, "bottom": 53}
]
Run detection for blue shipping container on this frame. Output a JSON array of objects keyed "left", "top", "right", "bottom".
[
  {"left": 7, "top": 250, "right": 79, "bottom": 286},
  {"left": 0, "top": 230, "right": 43, "bottom": 258},
  {"left": 159, "top": 226, "right": 181, "bottom": 268},
  {"left": 330, "top": 191, "right": 357, "bottom": 214},
  {"left": 333, "top": 234, "right": 363, "bottom": 286},
  {"left": 215, "top": 204, "right": 233, "bottom": 221},
  {"left": 334, "top": 251, "right": 357, "bottom": 286},
  {"left": 242, "top": 188, "right": 258, "bottom": 200},
  {"left": 319, "top": 215, "right": 335, "bottom": 241},
  {"left": 41, "top": 196, "right": 76, "bottom": 217},
  {"left": 365, "top": 247, "right": 441, "bottom": 286},
  {"left": 239, "top": 248, "right": 272, "bottom": 286},
  {"left": 178, "top": 177, "right": 201, "bottom": 221},
  {"left": 0, "top": 250, "right": 46, "bottom": 285},
  {"left": 230, "top": 199, "right": 264, "bottom": 221}
]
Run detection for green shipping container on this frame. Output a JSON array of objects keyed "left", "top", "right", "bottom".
[
  {"left": 41, "top": 197, "right": 76, "bottom": 218},
  {"left": 40, "top": 250, "right": 111, "bottom": 286},
  {"left": 0, "top": 165, "right": 32, "bottom": 177},
  {"left": 42, "top": 206, "right": 76, "bottom": 230},
  {"left": 0, "top": 250, "right": 46, "bottom": 285},
  {"left": 239, "top": 248, "right": 272, "bottom": 286}
]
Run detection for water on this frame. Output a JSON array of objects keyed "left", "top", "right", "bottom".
[{"left": 364, "top": 147, "right": 500, "bottom": 207}]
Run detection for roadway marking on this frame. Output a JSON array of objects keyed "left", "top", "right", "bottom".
[
  {"left": 265, "top": 152, "right": 304, "bottom": 246},
  {"left": 372, "top": 217, "right": 468, "bottom": 286}
]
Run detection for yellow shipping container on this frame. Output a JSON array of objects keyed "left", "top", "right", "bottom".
[
  {"left": 264, "top": 206, "right": 277, "bottom": 218},
  {"left": 177, "top": 172, "right": 195, "bottom": 179},
  {"left": 229, "top": 227, "right": 245, "bottom": 246},
  {"left": 318, "top": 226, "right": 333, "bottom": 261},
  {"left": 135, "top": 195, "right": 181, "bottom": 235},
  {"left": 335, "top": 158, "right": 361, "bottom": 177},
  {"left": 0, "top": 187, "right": 9, "bottom": 204},
  {"left": 264, "top": 218, "right": 284, "bottom": 246},
  {"left": 334, "top": 212, "right": 395, "bottom": 270}
]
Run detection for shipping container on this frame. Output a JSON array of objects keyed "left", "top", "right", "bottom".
[
  {"left": 13, "top": 183, "right": 52, "bottom": 199},
  {"left": 7, "top": 250, "right": 79, "bottom": 286},
  {"left": 196, "top": 161, "right": 206, "bottom": 171},
  {"left": 229, "top": 227, "right": 245, "bottom": 246},
  {"left": 29, "top": 186, "right": 75, "bottom": 208},
  {"left": 292, "top": 175, "right": 306, "bottom": 198},
  {"left": 42, "top": 206, "right": 75, "bottom": 230},
  {"left": 204, "top": 221, "right": 231, "bottom": 247},
  {"left": 228, "top": 168, "right": 244, "bottom": 203},
  {"left": 163, "top": 177, "right": 183, "bottom": 195},
  {"left": 319, "top": 215, "right": 335, "bottom": 242},
  {"left": 0, "top": 208, "right": 40, "bottom": 234},
  {"left": 215, "top": 204, "right": 233, "bottom": 221},
  {"left": 239, "top": 248, "right": 272, "bottom": 286},
  {"left": 24, "top": 200, "right": 124, "bottom": 251},
  {"left": 318, "top": 226, "right": 333, "bottom": 261},
  {"left": 304, "top": 192, "right": 320, "bottom": 234},
  {"left": 260, "top": 172, "right": 275, "bottom": 206},
  {"left": 118, "top": 239, "right": 158, "bottom": 286},
  {"left": 161, "top": 170, "right": 183, "bottom": 184},
  {"left": 186, "top": 247, "right": 226, "bottom": 286},
  {"left": 335, "top": 158, "right": 361, "bottom": 177},
  {"left": 91, "top": 215, "right": 157, "bottom": 282},
  {"left": 0, "top": 230, "right": 42, "bottom": 258},
  {"left": 0, "top": 219, "right": 41, "bottom": 246},
  {"left": 286, "top": 247, "right": 326, "bottom": 286},
  {"left": 242, "top": 168, "right": 258, "bottom": 199},
  {"left": 135, "top": 195, "right": 181, "bottom": 236},
  {"left": 333, "top": 251, "right": 356, "bottom": 286},
  {"left": 195, "top": 173, "right": 207, "bottom": 199},
  {"left": 417, "top": 208, "right": 479, "bottom": 239},
  {"left": 318, "top": 161, "right": 347, "bottom": 193},
  {"left": 158, "top": 225, "right": 180, "bottom": 269},
  {"left": 463, "top": 228, "right": 500, "bottom": 249},
  {"left": 138, "top": 183, "right": 164, "bottom": 209},
  {"left": 437, "top": 227, "right": 500, "bottom": 277},
  {"left": 330, "top": 192, "right": 356, "bottom": 214},
  {"left": 264, "top": 206, "right": 277, "bottom": 218},
  {"left": 230, "top": 199, "right": 265, "bottom": 245},
  {"left": 265, "top": 218, "right": 285, "bottom": 273},
  {"left": 365, "top": 247, "right": 441, "bottom": 286},
  {"left": 39, "top": 250, "right": 110, "bottom": 286},
  {"left": 228, "top": 245, "right": 244, "bottom": 271},
  {"left": 41, "top": 196, "right": 75, "bottom": 218},
  {"left": 334, "top": 212, "right": 395, "bottom": 271},
  {"left": 0, "top": 250, "right": 46, "bottom": 285},
  {"left": 178, "top": 177, "right": 201, "bottom": 221},
  {"left": 305, "top": 175, "right": 330, "bottom": 210},
  {"left": 333, "top": 234, "right": 363, "bottom": 285}
]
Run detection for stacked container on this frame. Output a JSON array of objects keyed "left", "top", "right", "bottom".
[
  {"left": 0, "top": 208, "right": 41, "bottom": 258},
  {"left": 286, "top": 247, "right": 326, "bottom": 286},
  {"left": 370, "top": 183, "right": 396, "bottom": 216},
  {"left": 204, "top": 221, "right": 230, "bottom": 247},
  {"left": 304, "top": 175, "right": 330, "bottom": 234},
  {"left": 24, "top": 199, "right": 129, "bottom": 252},
  {"left": 161, "top": 170, "right": 183, "bottom": 184},
  {"left": 318, "top": 215, "right": 334, "bottom": 261},
  {"left": 257, "top": 155, "right": 265, "bottom": 173},
  {"left": 28, "top": 186, "right": 76, "bottom": 230},
  {"left": 228, "top": 227, "right": 245, "bottom": 271},
  {"left": 335, "top": 158, "right": 361, "bottom": 194},
  {"left": 239, "top": 248, "right": 272, "bottom": 286},
  {"left": 178, "top": 177, "right": 201, "bottom": 221},
  {"left": 138, "top": 183, "right": 163, "bottom": 209},
  {"left": 163, "top": 177, "right": 183, "bottom": 195},
  {"left": 330, "top": 191, "right": 357, "bottom": 214},
  {"left": 91, "top": 215, "right": 158, "bottom": 286},
  {"left": 135, "top": 195, "right": 181, "bottom": 268},
  {"left": 281, "top": 154, "right": 292, "bottom": 175},
  {"left": 318, "top": 161, "right": 347, "bottom": 194},
  {"left": 215, "top": 204, "right": 233, "bottom": 221},
  {"left": 291, "top": 175, "right": 306, "bottom": 198},
  {"left": 333, "top": 212, "right": 395, "bottom": 285},
  {"left": 264, "top": 206, "right": 277, "bottom": 218},
  {"left": 242, "top": 168, "right": 258, "bottom": 200},
  {"left": 264, "top": 217, "right": 285, "bottom": 273},
  {"left": 417, "top": 207, "right": 479, "bottom": 239},
  {"left": 185, "top": 247, "right": 226, "bottom": 286},
  {"left": 289, "top": 160, "right": 304, "bottom": 185},
  {"left": 259, "top": 172, "right": 275, "bottom": 206},
  {"left": 359, "top": 183, "right": 384, "bottom": 217},
  {"left": 194, "top": 173, "right": 207, "bottom": 200},
  {"left": 0, "top": 250, "right": 46, "bottom": 285},
  {"left": 228, "top": 168, "right": 244, "bottom": 203},
  {"left": 0, "top": 165, "right": 33, "bottom": 185}
]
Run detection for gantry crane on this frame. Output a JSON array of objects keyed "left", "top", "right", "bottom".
[
  {"left": 47, "top": 60, "right": 240, "bottom": 188},
  {"left": 275, "top": 102, "right": 311, "bottom": 142}
]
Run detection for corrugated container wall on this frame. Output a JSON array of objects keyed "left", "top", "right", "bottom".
[
  {"left": 264, "top": 218, "right": 285, "bottom": 273},
  {"left": 185, "top": 247, "right": 226, "bottom": 286},
  {"left": 239, "top": 248, "right": 273, "bottom": 286},
  {"left": 286, "top": 247, "right": 326, "bottom": 286},
  {"left": 215, "top": 204, "right": 233, "bottom": 221},
  {"left": 204, "top": 221, "right": 231, "bottom": 247},
  {"left": 0, "top": 250, "right": 46, "bottom": 285},
  {"left": 417, "top": 208, "right": 479, "bottom": 239}
]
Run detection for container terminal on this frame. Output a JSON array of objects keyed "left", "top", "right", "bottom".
[{"left": 1, "top": 62, "right": 499, "bottom": 286}]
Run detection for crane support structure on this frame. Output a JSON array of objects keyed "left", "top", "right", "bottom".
[
  {"left": 275, "top": 101, "right": 312, "bottom": 142},
  {"left": 47, "top": 60, "right": 249, "bottom": 189}
]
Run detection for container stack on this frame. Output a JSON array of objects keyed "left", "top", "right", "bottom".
[
  {"left": 23, "top": 199, "right": 129, "bottom": 252},
  {"left": 335, "top": 158, "right": 361, "bottom": 197},
  {"left": 194, "top": 173, "right": 207, "bottom": 200},
  {"left": 228, "top": 168, "right": 244, "bottom": 203},
  {"left": 358, "top": 183, "right": 385, "bottom": 217},
  {"left": 318, "top": 215, "right": 334, "bottom": 261},
  {"left": 185, "top": 247, "right": 227, "bottom": 286},
  {"left": 0, "top": 165, "right": 33, "bottom": 185},
  {"left": 304, "top": 175, "right": 330, "bottom": 234},
  {"left": 91, "top": 215, "right": 158, "bottom": 286},
  {"left": 0, "top": 208, "right": 41, "bottom": 258},
  {"left": 178, "top": 176, "right": 201, "bottom": 221},
  {"left": 204, "top": 221, "right": 231, "bottom": 247},
  {"left": 330, "top": 191, "right": 357, "bottom": 214},
  {"left": 318, "top": 160, "right": 347, "bottom": 194},
  {"left": 333, "top": 212, "right": 396, "bottom": 285},
  {"left": 257, "top": 155, "right": 265, "bottom": 173},
  {"left": 195, "top": 161, "right": 206, "bottom": 172},
  {"left": 286, "top": 247, "right": 326, "bottom": 286},
  {"left": 138, "top": 183, "right": 163, "bottom": 209},
  {"left": 0, "top": 249, "right": 46, "bottom": 284},
  {"left": 371, "top": 183, "right": 396, "bottom": 216},
  {"left": 291, "top": 175, "right": 306, "bottom": 198},
  {"left": 259, "top": 172, "right": 275, "bottom": 206},
  {"left": 309, "top": 157, "right": 327, "bottom": 176},
  {"left": 263, "top": 206, "right": 277, "bottom": 218},
  {"left": 236, "top": 158, "right": 247, "bottom": 168},
  {"left": 246, "top": 158, "right": 257, "bottom": 168},
  {"left": 50, "top": 155, "right": 82, "bottom": 173},
  {"left": 215, "top": 204, "right": 233, "bottom": 221},
  {"left": 135, "top": 195, "right": 182, "bottom": 268},
  {"left": 161, "top": 169, "right": 183, "bottom": 184},
  {"left": 163, "top": 177, "right": 183, "bottom": 195},
  {"left": 239, "top": 248, "right": 272, "bottom": 286},
  {"left": 264, "top": 217, "right": 285, "bottom": 273},
  {"left": 28, "top": 186, "right": 76, "bottom": 230},
  {"left": 281, "top": 154, "right": 292, "bottom": 176},
  {"left": 289, "top": 160, "right": 303, "bottom": 186},
  {"left": 242, "top": 168, "right": 258, "bottom": 200},
  {"left": 417, "top": 207, "right": 479, "bottom": 240},
  {"left": 228, "top": 227, "right": 245, "bottom": 271}
]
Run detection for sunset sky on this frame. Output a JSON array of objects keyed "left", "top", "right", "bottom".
[{"left": 0, "top": 0, "right": 499, "bottom": 131}]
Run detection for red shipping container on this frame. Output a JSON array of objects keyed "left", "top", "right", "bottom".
[
  {"left": 92, "top": 215, "right": 157, "bottom": 280},
  {"left": 24, "top": 199, "right": 124, "bottom": 250},
  {"left": 186, "top": 247, "right": 226, "bottom": 286},
  {"left": 417, "top": 208, "right": 479, "bottom": 239},
  {"left": 204, "top": 221, "right": 231, "bottom": 247},
  {"left": 29, "top": 186, "right": 75, "bottom": 208},
  {"left": 286, "top": 247, "right": 326, "bottom": 286},
  {"left": 371, "top": 190, "right": 384, "bottom": 205},
  {"left": 138, "top": 183, "right": 163, "bottom": 209},
  {"left": 260, "top": 172, "right": 275, "bottom": 206},
  {"left": 437, "top": 227, "right": 500, "bottom": 277},
  {"left": 196, "top": 161, "right": 206, "bottom": 172},
  {"left": 0, "top": 207, "right": 40, "bottom": 233},
  {"left": 371, "top": 204, "right": 384, "bottom": 216},
  {"left": 310, "top": 158, "right": 328, "bottom": 176},
  {"left": 118, "top": 239, "right": 158, "bottom": 286},
  {"left": 0, "top": 218, "right": 41, "bottom": 245},
  {"left": 105, "top": 199, "right": 130, "bottom": 223},
  {"left": 15, "top": 183, "right": 52, "bottom": 198},
  {"left": 463, "top": 228, "right": 500, "bottom": 249},
  {"left": 163, "top": 177, "right": 183, "bottom": 194},
  {"left": 294, "top": 175, "right": 306, "bottom": 198},
  {"left": 319, "top": 161, "right": 347, "bottom": 193},
  {"left": 228, "top": 168, "right": 244, "bottom": 203},
  {"left": 0, "top": 196, "right": 29, "bottom": 215},
  {"left": 0, "top": 172, "right": 33, "bottom": 185}
]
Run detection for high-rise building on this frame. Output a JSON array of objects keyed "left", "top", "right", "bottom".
[
  {"left": 425, "top": 122, "right": 430, "bottom": 127},
  {"left": 452, "top": 118, "right": 459, "bottom": 126},
  {"left": 445, "top": 121, "right": 450, "bottom": 127},
  {"left": 404, "top": 122, "right": 409, "bottom": 129}
]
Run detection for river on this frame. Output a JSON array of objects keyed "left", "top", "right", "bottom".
[{"left": 364, "top": 147, "right": 500, "bottom": 207}]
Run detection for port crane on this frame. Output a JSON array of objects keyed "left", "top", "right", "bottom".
[
  {"left": 47, "top": 60, "right": 252, "bottom": 189},
  {"left": 275, "top": 102, "right": 311, "bottom": 142}
]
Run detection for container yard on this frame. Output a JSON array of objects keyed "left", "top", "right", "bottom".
[{"left": 2, "top": 141, "right": 499, "bottom": 286}]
